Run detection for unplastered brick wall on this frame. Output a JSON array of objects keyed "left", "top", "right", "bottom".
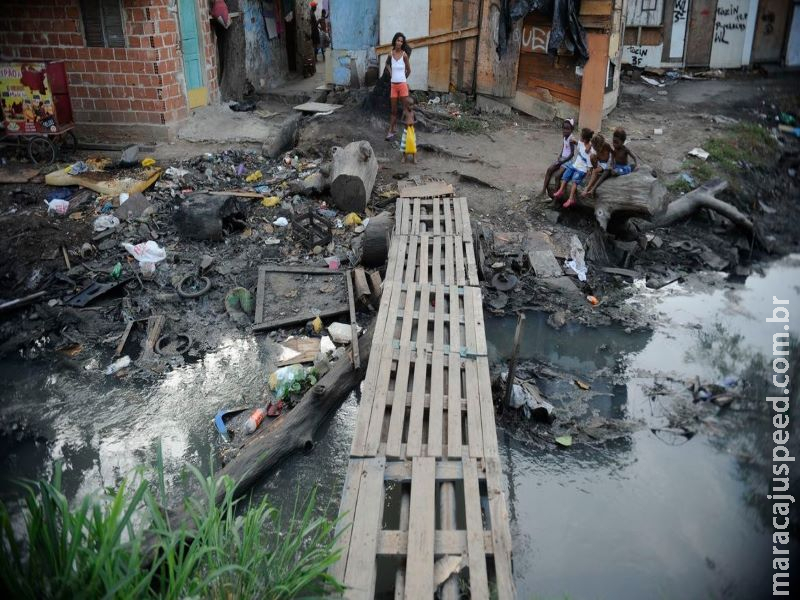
[{"left": 0, "top": 0, "right": 219, "bottom": 134}]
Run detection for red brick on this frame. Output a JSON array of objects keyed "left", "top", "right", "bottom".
[{"left": 113, "top": 48, "right": 127, "bottom": 61}]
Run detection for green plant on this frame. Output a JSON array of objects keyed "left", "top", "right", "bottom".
[
  {"left": 0, "top": 454, "right": 342, "bottom": 599},
  {"left": 450, "top": 116, "right": 484, "bottom": 134}
]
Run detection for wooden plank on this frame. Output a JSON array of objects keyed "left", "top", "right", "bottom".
[
  {"left": 386, "top": 283, "right": 418, "bottom": 458},
  {"left": 412, "top": 198, "right": 421, "bottom": 235},
  {"left": 463, "top": 287, "right": 483, "bottom": 457},
  {"left": 432, "top": 197, "right": 441, "bottom": 235},
  {"left": 578, "top": 31, "right": 610, "bottom": 133},
  {"left": 377, "top": 530, "right": 495, "bottom": 556},
  {"left": 470, "top": 286, "right": 499, "bottom": 458},
  {"left": 384, "top": 459, "right": 467, "bottom": 482},
  {"left": 455, "top": 236, "right": 466, "bottom": 286},
  {"left": 444, "top": 235, "right": 454, "bottom": 284},
  {"left": 447, "top": 284, "right": 462, "bottom": 459},
  {"left": 428, "top": 285, "right": 446, "bottom": 456},
  {"left": 476, "top": 0, "right": 521, "bottom": 97},
  {"left": 406, "top": 284, "right": 430, "bottom": 457},
  {"left": 443, "top": 196, "right": 453, "bottom": 235},
  {"left": 404, "top": 457, "right": 435, "bottom": 599},
  {"left": 343, "top": 457, "right": 386, "bottom": 598},
  {"left": 254, "top": 267, "right": 266, "bottom": 324},
  {"left": 431, "top": 236, "right": 442, "bottom": 285},
  {"left": 462, "top": 456, "right": 490, "bottom": 598},
  {"left": 418, "top": 234, "right": 429, "bottom": 285},
  {"left": 429, "top": 0, "right": 455, "bottom": 92},
  {"left": 375, "top": 26, "right": 479, "bottom": 54},
  {"left": 580, "top": 0, "right": 613, "bottom": 16},
  {"left": 485, "top": 457, "right": 515, "bottom": 600},
  {"left": 293, "top": 101, "right": 343, "bottom": 113},
  {"left": 398, "top": 181, "right": 454, "bottom": 199},
  {"left": 353, "top": 280, "right": 402, "bottom": 456},
  {"left": 438, "top": 479, "right": 460, "bottom": 598},
  {"left": 347, "top": 271, "right": 361, "bottom": 369},
  {"left": 405, "top": 235, "right": 419, "bottom": 285},
  {"left": 330, "top": 459, "right": 365, "bottom": 583},
  {"left": 394, "top": 489, "right": 411, "bottom": 599},
  {"left": 464, "top": 239, "right": 479, "bottom": 284}
]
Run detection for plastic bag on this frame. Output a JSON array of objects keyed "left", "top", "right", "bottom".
[
  {"left": 44, "top": 199, "right": 70, "bottom": 215},
  {"left": 566, "top": 236, "right": 587, "bottom": 282},
  {"left": 93, "top": 215, "right": 120, "bottom": 232},
  {"left": 261, "top": 196, "right": 280, "bottom": 207},
  {"left": 273, "top": 217, "right": 289, "bottom": 227},
  {"left": 123, "top": 241, "right": 167, "bottom": 263},
  {"left": 268, "top": 364, "right": 318, "bottom": 400},
  {"left": 343, "top": 212, "right": 362, "bottom": 227}
]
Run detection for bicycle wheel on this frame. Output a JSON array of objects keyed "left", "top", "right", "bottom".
[
  {"left": 28, "top": 137, "right": 56, "bottom": 165},
  {"left": 57, "top": 131, "right": 78, "bottom": 157}
]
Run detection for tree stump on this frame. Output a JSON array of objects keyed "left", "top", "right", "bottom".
[
  {"left": 330, "top": 141, "right": 378, "bottom": 213},
  {"left": 360, "top": 211, "right": 393, "bottom": 267},
  {"left": 575, "top": 168, "right": 668, "bottom": 230}
]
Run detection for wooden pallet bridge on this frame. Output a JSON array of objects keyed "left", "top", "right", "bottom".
[{"left": 331, "top": 193, "right": 514, "bottom": 599}]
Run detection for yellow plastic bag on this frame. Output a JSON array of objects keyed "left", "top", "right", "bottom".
[
  {"left": 405, "top": 125, "right": 416, "bottom": 154},
  {"left": 343, "top": 212, "right": 362, "bottom": 227},
  {"left": 245, "top": 170, "right": 262, "bottom": 183},
  {"left": 261, "top": 196, "right": 280, "bottom": 207},
  {"left": 141, "top": 157, "right": 156, "bottom": 167},
  {"left": 312, "top": 316, "right": 323, "bottom": 333}
]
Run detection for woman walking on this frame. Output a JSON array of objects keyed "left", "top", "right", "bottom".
[{"left": 384, "top": 32, "right": 411, "bottom": 140}]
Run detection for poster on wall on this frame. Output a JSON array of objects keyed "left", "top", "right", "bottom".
[{"left": 0, "top": 62, "right": 58, "bottom": 134}]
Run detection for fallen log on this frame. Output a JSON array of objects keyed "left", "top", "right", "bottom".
[
  {"left": 330, "top": 141, "right": 378, "bottom": 214},
  {"left": 213, "top": 320, "right": 374, "bottom": 504},
  {"left": 574, "top": 167, "right": 668, "bottom": 230}
]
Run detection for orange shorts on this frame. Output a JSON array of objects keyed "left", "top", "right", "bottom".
[{"left": 390, "top": 82, "right": 409, "bottom": 98}]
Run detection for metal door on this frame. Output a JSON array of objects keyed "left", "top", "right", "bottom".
[
  {"left": 752, "top": 0, "right": 792, "bottom": 62},
  {"left": 179, "top": 0, "right": 207, "bottom": 107},
  {"left": 685, "top": 0, "right": 719, "bottom": 66}
]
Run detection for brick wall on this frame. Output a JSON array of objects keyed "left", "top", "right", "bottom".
[{"left": 0, "top": 0, "right": 219, "bottom": 135}]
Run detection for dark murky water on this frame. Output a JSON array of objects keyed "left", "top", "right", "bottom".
[{"left": 1, "top": 256, "right": 799, "bottom": 598}]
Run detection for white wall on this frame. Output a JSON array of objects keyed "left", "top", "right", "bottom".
[
  {"left": 709, "top": 0, "right": 754, "bottom": 68},
  {"left": 379, "top": 0, "right": 429, "bottom": 90},
  {"left": 622, "top": 44, "right": 665, "bottom": 68},
  {"left": 669, "top": 0, "right": 690, "bottom": 59},
  {"left": 788, "top": 3, "right": 800, "bottom": 66}
]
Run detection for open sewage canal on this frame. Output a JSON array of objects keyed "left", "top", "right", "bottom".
[{"left": 2, "top": 255, "right": 799, "bottom": 598}]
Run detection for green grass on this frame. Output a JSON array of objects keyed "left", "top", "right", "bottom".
[
  {"left": 449, "top": 116, "right": 484, "bottom": 134},
  {"left": 0, "top": 452, "right": 343, "bottom": 599},
  {"left": 674, "top": 122, "right": 779, "bottom": 192}
]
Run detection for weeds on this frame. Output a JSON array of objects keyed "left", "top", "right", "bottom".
[
  {"left": 0, "top": 454, "right": 342, "bottom": 599},
  {"left": 676, "top": 122, "right": 780, "bottom": 192},
  {"left": 450, "top": 116, "right": 484, "bottom": 134}
]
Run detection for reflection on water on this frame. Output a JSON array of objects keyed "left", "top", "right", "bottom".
[
  {"left": 1, "top": 256, "right": 799, "bottom": 598},
  {"left": 486, "top": 255, "right": 800, "bottom": 599}
]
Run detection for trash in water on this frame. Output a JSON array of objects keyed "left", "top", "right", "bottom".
[
  {"left": 555, "top": 435, "right": 573, "bottom": 447},
  {"left": 244, "top": 407, "right": 267, "bottom": 434},
  {"left": 104, "top": 355, "right": 131, "bottom": 375},
  {"left": 268, "top": 364, "right": 318, "bottom": 400}
]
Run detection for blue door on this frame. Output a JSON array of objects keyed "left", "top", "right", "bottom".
[{"left": 179, "top": 0, "right": 206, "bottom": 107}]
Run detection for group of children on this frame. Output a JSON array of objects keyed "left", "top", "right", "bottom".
[{"left": 542, "top": 119, "right": 637, "bottom": 208}]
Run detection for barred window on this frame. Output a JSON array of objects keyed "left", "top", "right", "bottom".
[{"left": 80, "top": 0, "right": 126, "bottom": 48}]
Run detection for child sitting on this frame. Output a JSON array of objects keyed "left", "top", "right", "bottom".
[
  {"left": 581, "top": 133, "right": 612, "bottom": 198},
  {"left": 400, "top": 97, "right": 417, "bottom": 164},
  {"left": 552, "top": 127, "right": 593, "bottom": 208},
  {"left": 583, "top": 127, "right": 637, "bottom": 197},
  {"left": 541, "top": 119, "right": 576, "bottom": 196}
]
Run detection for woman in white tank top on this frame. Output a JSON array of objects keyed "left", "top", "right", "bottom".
[{"left": 384, "top": 32, "right": 411, "bottom": 140}]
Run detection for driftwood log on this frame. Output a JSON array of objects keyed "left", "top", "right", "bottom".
[
  {"left": 574, "top": 168, "right": 668, "bottom": 230},
  {"left": 211, "top": 321, "right": 374, "bottom": 505},
  {"left": 330, "top": 141, "right": 378, "bottom": 213}
]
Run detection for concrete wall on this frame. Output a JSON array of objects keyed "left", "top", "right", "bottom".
[
  {"left": 709, "top": 0, "right": 754, "bottom": 68},
  {"left": 327, "top": 0, "right": 379, "bottom": 86},
  {"left": 379, "top": 0, "right": 430, "bottom": 90}
]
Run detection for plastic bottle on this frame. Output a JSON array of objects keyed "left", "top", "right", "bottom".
[
  {"left": 104, "top": 355, "right": 131, "bottom": 375},
  {"left": 244, "top": 407, "right": 267, "bottom": 435}
]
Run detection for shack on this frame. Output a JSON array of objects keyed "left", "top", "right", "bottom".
[{"left": 620, "top": 0, "right": 800, "bottom": 69}]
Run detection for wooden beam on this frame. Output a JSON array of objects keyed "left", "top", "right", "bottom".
[
  {"left": 429, "top": 0, "right": 454, "bottom": 92},
  {"left": 376, "top": 27, "right": 479, "bottom": 55}
]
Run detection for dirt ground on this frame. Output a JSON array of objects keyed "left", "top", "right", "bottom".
[{"left": 1, "top": 71, "right": 798, "bottom": 365}]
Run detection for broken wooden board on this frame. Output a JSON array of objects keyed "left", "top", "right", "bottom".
[
  {"left": 292, "top": 102, "right": 342, "bottom": 114},
  {"left": 277, "top": 336, "right": 321, "bottom": 366},
  {"left": 253, "top": 266, "right": 349, "bottom": 333},
  {"left": 528, "top": 250, "right": 563, "bottom": 278},
  {"left": 397, "top": 181, "right": 455, "bottom": 199},
  {"left": 45, "top": 167, "right": 162, "bottom": 196},
  {"left": 0, "top": 165, "right": 40, "bottom": 183}
]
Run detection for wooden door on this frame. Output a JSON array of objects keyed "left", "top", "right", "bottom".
[
  {"left": 752, "top": 0, "right": 792, "bottom": 62},
  {"left": 685, "top": 0, "right": 718, "bottom": 66},
  {"left": 179, "top": 0, "right": 206, "bottom": 107}
]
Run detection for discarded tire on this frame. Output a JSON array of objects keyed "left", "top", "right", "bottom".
[
  {"left": 360, "top": 212, "right": 393, "bottom": 268},
  {"left": 155, "top": 334, "right": 192, "bottom": 356},
  {"left": 177, "top": 275, "right": 212, "bottom": 299}
]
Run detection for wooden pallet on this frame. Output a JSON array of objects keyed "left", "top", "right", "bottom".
[
  {"left": 395, "top": 196, "right": 472, "bottom": 238},
  {"left": 331, "top": 455, "right": 514, "bottom": 599},
  {"left": 385, "top": 234, "right": 479, "bottom": 287},
  {"left": 351, "top": 281, "right": 496, "bottom": 460}
]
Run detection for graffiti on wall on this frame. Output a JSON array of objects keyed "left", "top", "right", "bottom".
[
  {"left": 670, "top": 0, "right": 689, "bottom": 58},
  {"left": 621, "top": 44, "right": 664, "bottom": 68},
  {"left": 714, "top": 3, "right": 749, "bottom": 45},
  {"left": 520, "top": 25, "right": 550, "bottom": 54}
]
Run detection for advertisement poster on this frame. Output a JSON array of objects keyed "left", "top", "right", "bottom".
[{"left": 0, "top": 62, "right": 58, "bottom": 134}]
